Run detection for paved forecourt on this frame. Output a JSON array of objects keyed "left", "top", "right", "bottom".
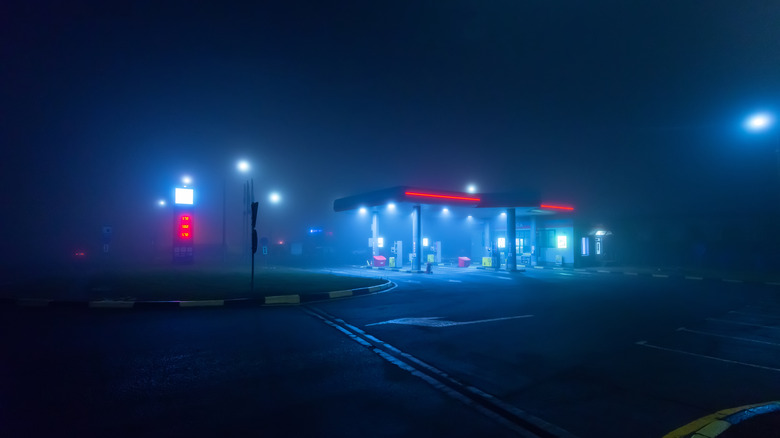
[{"left": 308, "top": 265, "right": 780, "bottom": 437}]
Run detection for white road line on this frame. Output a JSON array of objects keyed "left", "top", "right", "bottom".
[
  {"left": 497, "top": 276, "right": 512, "bottom": 280},
  {"left": 404, "top": 280, "right": 421, "bottom": 284},
  {"left": 558, "top": 272, "right": 573, "bottom": 276},
  {"left": 707, "top": 318, "right": 780, "bottom": 330},
  {"left": 448, "top": 279, "right": 462, "bottom": 283},
  {"left": 366, "top": 315, "right": 534, "bottom": 328},
  {"left": 677, "top": 327, "right": 780, "bottom": 347},
  {"left": 636, "top": 341, "right": 780, "bottom": 372}
]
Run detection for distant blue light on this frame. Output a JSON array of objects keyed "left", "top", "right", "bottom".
[
  {"left": 309, "top": 227, "right": 323, "bottom": 234},
  {"left": 745, "top": 112, "right": 774, "bottom": 132}
]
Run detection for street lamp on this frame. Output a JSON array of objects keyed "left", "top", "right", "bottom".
[
  {"left": 744, "top": 111, "right": 779, "bottom": 194},
  {"left": 223, "top": 160, "right": 253, "bottom": 263},
  {"left": 745, "top": 112, "right": 774, "bottom": 132},
  {"left": 269, "top": 192, "right": 281, "bottom": 204}
]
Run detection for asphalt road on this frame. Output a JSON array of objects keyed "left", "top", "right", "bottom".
[{"left": 3, "top": 266, "right": 780, "bottom": 437}]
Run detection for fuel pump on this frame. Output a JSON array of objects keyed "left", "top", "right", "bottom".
[{"left": 390, "top": 241, "right": 403, "bottom": 268}]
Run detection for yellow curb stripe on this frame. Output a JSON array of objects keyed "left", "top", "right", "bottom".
[
  {"left": 664, "top": 402, "right": 775, "bottom": 438},
  {"left": 368, "top": 285, "right": 385, "bottom": 292},
  {"left": 179, "top": 300, "right": 224, "bottom": 307},
  {"left": 89, "top": 301, "right": 134, "bottom": 309},
  {"left": 692, "top": 420, "right": 731, "bottom": 437},
  {"left": 265, "top": 295, "right": 300, "bottom": 305},
  {"left": 329, "top": 290, "right": 353, "bottom": 298}
]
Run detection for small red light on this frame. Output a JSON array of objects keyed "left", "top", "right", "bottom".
[
  {"left": 405, "top": 192, "right": 480, "bottom": 202},
  {"left": 541, "top": 204, "right": 574, "bottom": 211}
]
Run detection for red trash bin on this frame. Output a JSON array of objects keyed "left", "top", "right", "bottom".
[{"left": 458, "top": 257, "right": 471, "bottom": 267}]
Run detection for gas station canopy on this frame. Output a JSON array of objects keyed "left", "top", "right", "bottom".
[{"left": 333, "top": 186, "right": 573, "bottom": 215}]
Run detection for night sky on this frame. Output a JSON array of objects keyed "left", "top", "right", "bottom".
[{"left": 2, "top": 1, "right": 779, "bottom": 264}]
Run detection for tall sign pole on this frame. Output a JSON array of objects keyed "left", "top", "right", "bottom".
[{"left": 251, "top": 201, "right": 259, "bottom": 292}]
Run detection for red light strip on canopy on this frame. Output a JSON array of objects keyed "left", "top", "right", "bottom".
[
  {"left": 541, "top": 204, "right": 574, "bottom": 211},
  {"left": 405, "top": 191, "right": 481, "bottom": 202}
]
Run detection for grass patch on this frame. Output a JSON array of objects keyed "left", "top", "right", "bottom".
[{"left": 5, "top": 267, "right": 386, "bottom": 301}]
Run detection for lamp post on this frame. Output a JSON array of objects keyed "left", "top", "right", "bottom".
[
  {"left": 222, "top": 160, "right": 252, "bottom": 263},
  {"left": 745, "top": 112, "right": 779, "bottom": 203}
]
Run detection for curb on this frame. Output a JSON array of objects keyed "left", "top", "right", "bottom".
[
  {"left": 523, "top": 265, "right": 780, "bottom": 286},
  {"left": 0, "top": 280, "right": 396, "bottom": 310},
  {"left": 663, "top": 401, "right": 780, "bottom": 438}
]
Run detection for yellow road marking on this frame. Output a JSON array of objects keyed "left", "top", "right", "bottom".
[{"left": 329, "top": 290, "right": 353, "bottom": 298}]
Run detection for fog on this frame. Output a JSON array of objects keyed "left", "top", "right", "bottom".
[{"left": 2, "top": 2, "right": 779, "bottom": 273}]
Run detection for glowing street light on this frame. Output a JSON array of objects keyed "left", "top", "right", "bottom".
[
  {"left": 745, "top": 112, "right": 774, "bottom": 132},
  {"left": 182, "top": 176, "right": 192, "bottom": 185},
  {"left": 158, "top": 200, "right": 166, "bottom": 206},
  {"left": 224, "top": 160, "right": 253, "bottom": 263},
  {"left": 744, "top": 111, "right": 780, "bottom": 206},
  {"left": 269, "top": 192, "right": 281, "bottom": 204},
  {"left": 466, "top": 184, "right": 477, "bottom": 194},
  {"left": 359, "top": 207, "right": 367, "bottom": 215}
]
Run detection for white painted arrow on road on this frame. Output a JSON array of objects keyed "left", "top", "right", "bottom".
[{"left": 366, "top": 315, "right": 533, "bottom": 328}]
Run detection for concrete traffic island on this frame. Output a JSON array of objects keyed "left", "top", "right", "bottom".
[{"left": 0, "top": 266, "right": 395, "bottom": 309}]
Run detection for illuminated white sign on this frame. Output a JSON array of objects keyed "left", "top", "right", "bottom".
[
  {"left": 175, "top": 188, "right": 194, "bottom": 205},
  {"left": 557, "top": 235, "right": 567, "bottom": 249},
  {"left": 497, "top": 237, "right": 506, "bottom": 248},
  {"left": 423, "top": 238, "right": 429, "bottom": 247},
  {"left": 378, "top": 237, "right": 384, "bottom": 248}
]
